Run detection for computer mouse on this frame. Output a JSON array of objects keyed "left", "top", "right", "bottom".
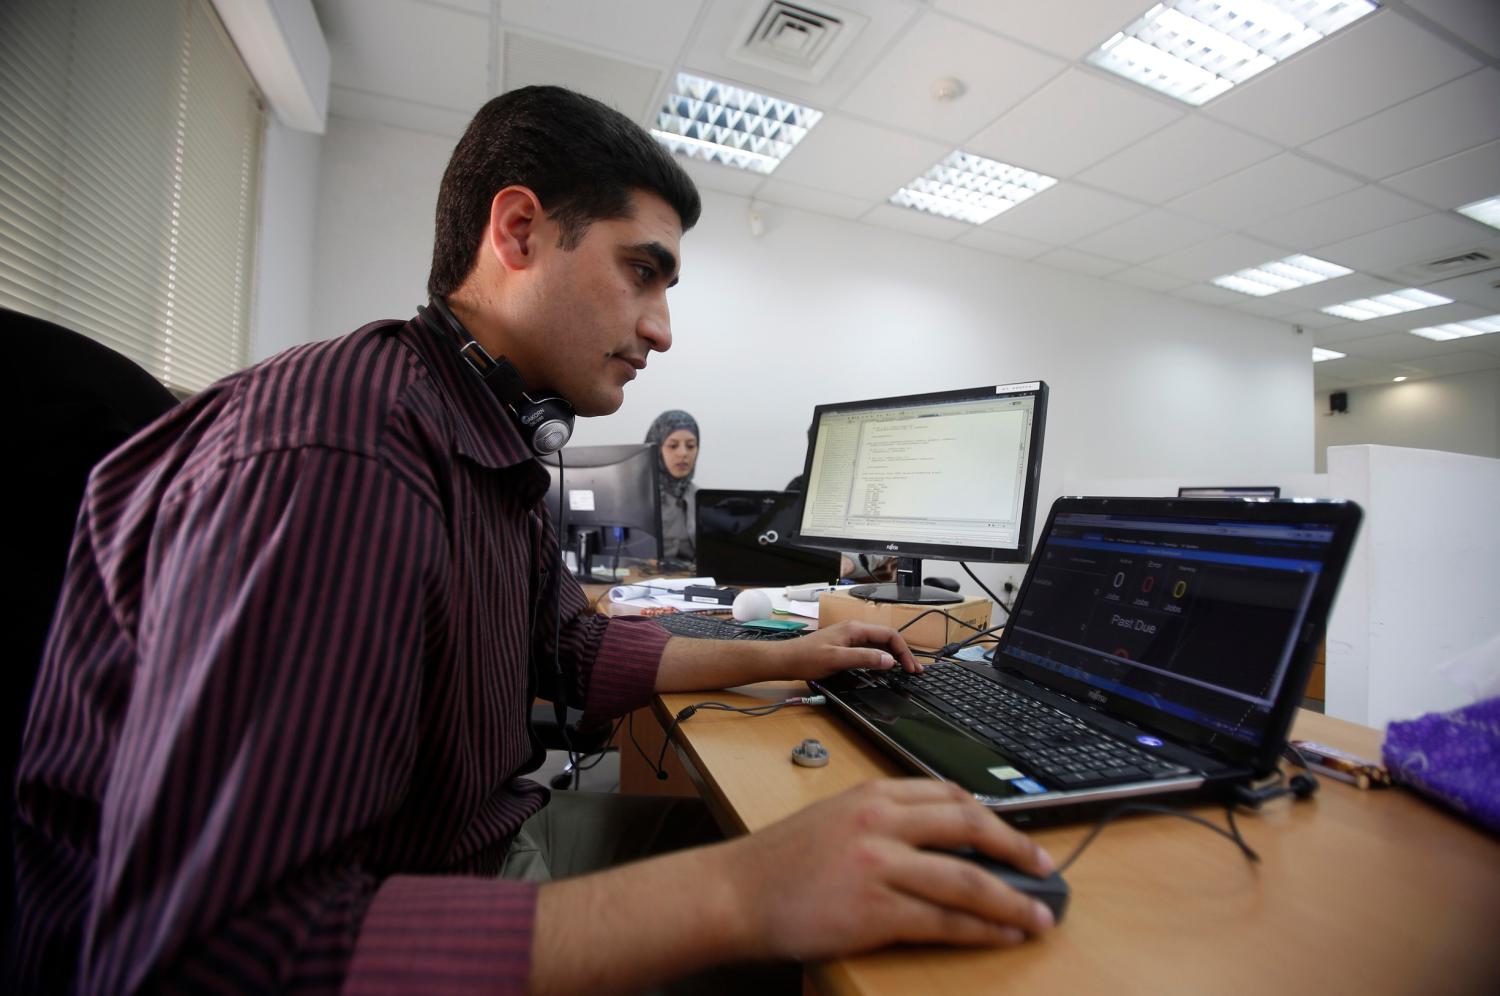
[
  {"left": 946, "top": 847, "right": 1070, "bottom": 924},
  {"left": 731, "top": 588, "right": 773, "bottom": 622},
  {"left": 926, "top": 576, "right": 961, "bottom": 592}
]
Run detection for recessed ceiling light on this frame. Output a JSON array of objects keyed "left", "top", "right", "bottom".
[
  {"left": 890, "top": 151, "right": 1057, "bottom": 225},
  {"left": 652, "top": 73, "right": 823, "bottom": 175},
  {"left": 1211, "top": 253, "right": 1352, "bottom": 296},
  {"left": 1408, "top": 314, "right": 1500, "bottom": 341},
  {"left": 1456, "top": 196, "right": 1500, "bottom": 230},
  {"left": 1086, "top": 0, "right": 1379, "bottom": 106},
  {"left": 1320, "top": 288, "right": 1453, "bottom": 321},
  {"left": 1312, "top": 347, "right": 1345, "bottom": 362},
  {"left": 1392, "top": 376, "right": 1407, "bottom": 382}
]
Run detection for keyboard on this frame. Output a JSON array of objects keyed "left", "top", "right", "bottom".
[
  {"left": 872, "top": 664, "right": 1191, "bottom": 786},
  {"left": 652, "top": 613, "right": 804, "bottom": 641}
]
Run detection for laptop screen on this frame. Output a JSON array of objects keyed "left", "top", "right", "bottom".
[{"left": 998, "top": 505, "right": 1345, "bottom": 749}]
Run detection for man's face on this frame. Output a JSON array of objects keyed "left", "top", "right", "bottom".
[{"left": 510, "top": 190, "right": 681, "bottom": 417}]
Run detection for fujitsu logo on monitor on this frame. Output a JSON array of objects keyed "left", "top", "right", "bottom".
[{"left": 886, "top": 543, "right": 900, "bottom": 551}]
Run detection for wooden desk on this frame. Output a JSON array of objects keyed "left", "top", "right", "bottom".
[{"left": 653, "top": 682, "right": 1500, "bottom": 995}]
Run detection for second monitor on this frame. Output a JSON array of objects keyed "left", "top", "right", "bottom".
[
  {"left": 538, "top": 443, "right": 662, "bottom": 582},
  {"left": 792, "top": 382, "right": 1048, "bottom": 605}
]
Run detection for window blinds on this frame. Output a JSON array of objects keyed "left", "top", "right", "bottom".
[{"left": 0, "top": 0, "right": 263, "bottom": 394}]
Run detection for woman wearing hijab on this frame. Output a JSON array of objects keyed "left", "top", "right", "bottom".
[{"left": 646, "top": 409, "right": 699, "bottom": 564}]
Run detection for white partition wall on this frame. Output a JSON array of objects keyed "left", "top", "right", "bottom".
[{"left": 1324, "top": 445, "right": 1500, "bottom": 729}]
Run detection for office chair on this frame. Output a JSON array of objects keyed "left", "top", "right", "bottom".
[{"left": 6, "top": 307, "right": 180, "bottom": 962}]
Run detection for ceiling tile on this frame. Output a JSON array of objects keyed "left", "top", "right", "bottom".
[
  {"left": 1168, "top": 153, "right": 1362, "bottom": 230},
  {"left": 1169, "top": 283, "right": 1265, "bottom": 310},
  {"left": 954, "top": 228, "right": 1053, "bottom": 258},
  {"left": 1071, "top": 210, "right": 1223, "bottom": 263},
  {"left": 1147, "top": 233, "right": 1290, "bottom": 281},
  {"left": 1314, "top": 213, "right": 1497, "bottom": 273},
  {"left": 672, "top": 153, "right": 768, "bottom": 197},
  {"left": 1204, "top": 11, "right": 1480, "bottom": 147},
  {"left": 932, "top": 0, "right": 1148, "bottom": 59},
  {"left": 982, "top": 184, "right": 1147, "bottom": 244},
  {"left": 1291, "top": 309, "right": 1356, "bottom": 331},
  {"left": 1335, "top": 331, "right": 1468, "bottom": 363},
  {"left": 1243, "top": 185, "right": 1432, "bottom": 250},
  {"left": 1076, "top": 116, "right": 1279, "bottom": 204},
  {"left": 327, "top": 86, "right": 473, "bottom": 138},
  {"left": 498, "top": 0, "right": 700, "bottom": 67},
  {"left": 1423, "top": 267, "right": 1500, "bottom": 310},
  {"left": 756, "top": 178, "right": 871, "bottom": 220},
  {"left": 861, "top": 203, "right": 971, "bottom": 241},
  {"left": 770, "top": 114, "right": 948, "bottom": 201},
  {"left": 1271, "top": 272, "right": 1407, "bottom": 311},
  {"left": 1107, "top": 266, "right": 1191, "bottom": 293},
  {"left": 1035, "top": 247, "right": 1127, "bottom": 277},
  {"left": 319, "top": 0, "right": 490, "bottom": 108},
  {"left": 1302, "top": 69, "right": 1500, "bottom": 180},
  {"left": 1382, "top": 139, "right": 1500, "bottom": 210},
  {"left": 966, "top": 69, "right": 1181, "bottom": 178},
  {"left": 1225, "top": 294, "right": 1305, "bottom": 319},
  {"left": 1402, "top": 350, "right": 1500, "bottom": 377},
  {"left": 1405, "top": 0, "right": 1500, "bottom": 59},
  {"left": 502, "top": 33, "right": 663, "bottom": 122},
  {"left": 836, "top": 11, "right": 1064, "bottom": 143}
]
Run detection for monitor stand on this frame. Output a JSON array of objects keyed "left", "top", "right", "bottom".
[
  {"left": 569, "top": 528, "right": 621, "bottom": 585},
  {"left": 850, "top": 557, "right": 962, "bottom": 605}
]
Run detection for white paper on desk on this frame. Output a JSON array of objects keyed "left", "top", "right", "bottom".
[
  {"left": 608, "top": 577, "right": 725, "bottom": 613},
  {"left": 767, "top": 588, "right": 820, "bottom": 619}
]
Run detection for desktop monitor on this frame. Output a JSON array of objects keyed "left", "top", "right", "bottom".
[
  {"left": 1178, "top": 486, "right": 1281, "bottom": 498},
  {"left": 792, "top": 382, "right": 1048, "bottom": 605},
  {"left": 538, "top": 444, "right": 662, "bottom": 582}
]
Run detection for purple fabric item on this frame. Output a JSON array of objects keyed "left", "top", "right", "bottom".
[{"left": 1382, "top": 696, "right": 1500, "bottom": 834}]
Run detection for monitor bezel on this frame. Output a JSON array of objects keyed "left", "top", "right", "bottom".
[{"left": 789, "top": 382, "right": 1048, "bottom": 565}]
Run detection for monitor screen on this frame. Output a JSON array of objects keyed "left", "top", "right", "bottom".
[
  {"left": 538, "top": 444, "right": 661, "bottom": 578},
  {"left": 793, "top": 382, "right": 1048, "bottom": 590}
]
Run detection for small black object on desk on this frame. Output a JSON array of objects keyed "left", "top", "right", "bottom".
[{"left": 945, "top": 847, "right": 1070, "bottom": 924}]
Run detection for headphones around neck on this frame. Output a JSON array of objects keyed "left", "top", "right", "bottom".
[{"left": 417, "top": 296, "right": 575, "bottom": 456}]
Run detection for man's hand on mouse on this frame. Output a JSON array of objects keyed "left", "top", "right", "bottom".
[
  {"left": 769, "top": 620, "right": 923, "bottom": 679},
  {"left": 716, "top": 779, "right": 1057, "bottom": 962}
]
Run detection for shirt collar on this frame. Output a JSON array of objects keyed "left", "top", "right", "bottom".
[{"left": 398, "top": 314, "right": 538, "bottom": 471}]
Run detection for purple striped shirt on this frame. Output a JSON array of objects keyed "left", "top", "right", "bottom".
[{"left": 14, "top": 317, "right": 670, "bottom": 992}]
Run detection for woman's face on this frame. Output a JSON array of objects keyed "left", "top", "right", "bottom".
[{"left": 660, "top": 428, "right": 698, "bottom": 479}]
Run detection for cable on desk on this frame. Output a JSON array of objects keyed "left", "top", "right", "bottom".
[
  {"left": 895, "top": 608, "right": 988, "bottom": 635},
  {"left": 1055, "top": 802, "right": 1261, "bottom": 874},
  {"left": 632, "top": 696, "right": 826, "bottom": 781}
]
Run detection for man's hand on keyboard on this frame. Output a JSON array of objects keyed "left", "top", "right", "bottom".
[{"left": 771, "top": 620, "right": 921, "bottom": 680}]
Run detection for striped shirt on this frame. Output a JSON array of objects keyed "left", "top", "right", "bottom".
[{"left": 13, "top": 317, "right": 670, "bottom": 993}]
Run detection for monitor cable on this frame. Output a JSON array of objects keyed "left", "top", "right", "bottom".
[
  {"left": 629, "top": 696, "right": 826, "bottom": 781},
  {"left": 959, "top": 562, "right": 1012, "bottom": 618}
]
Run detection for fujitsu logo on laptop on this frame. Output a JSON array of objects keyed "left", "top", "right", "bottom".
[{"left": 1088, "top": 690, "right": 1108, "bottom": 705}]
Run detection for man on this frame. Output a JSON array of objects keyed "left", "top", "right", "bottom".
[{"left": 14, "top": 87, "right": 1055, "bottom": 994}]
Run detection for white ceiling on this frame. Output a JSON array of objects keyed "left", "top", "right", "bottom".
[{"left": 310, "top": 0, "right": 1500, "bottom": 390}]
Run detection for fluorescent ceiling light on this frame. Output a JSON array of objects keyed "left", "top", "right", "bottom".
[
  {"left": 1392, "top": 376, "right": 1407, "bottom": 382},
  {"left": 652, "top": 72, "right": 823, "bottom": 175},
  {"left": 1320, "top": 288, "right": 1452, "bottom": 321},
  {"left": 1456, "top": 196, "right": 1500, "bottom": 230},
  {"left": 1408, "top": 314, "right": 1500, "bottom": 341},
  {"left": 1086, "top": 0, "right": 1379, "bottom": 106},
  {"left": 1312, "top": 347, "right": 1345, "bottom": 361},
  {"left": 1211, "top": 253, "right": 1352, "bottom": 296},
  {"left": 890, "top": 151, "right": 1057, "bottom": 225}
]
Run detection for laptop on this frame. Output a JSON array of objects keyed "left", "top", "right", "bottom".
[
  {"left": 811, "top": 495, "right": 1363, "bottom": 825},
  {"left": 696, "top": 489, "right": 843, "bottom": 586}
]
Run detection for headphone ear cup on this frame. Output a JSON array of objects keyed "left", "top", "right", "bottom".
[{"left": 513, "top": 396, "right": 575, "bottom": 455}]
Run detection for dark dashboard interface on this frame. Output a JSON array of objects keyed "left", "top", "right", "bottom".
[{"left": 1000, "top": 511, "right": 1335, "bottom": 745}]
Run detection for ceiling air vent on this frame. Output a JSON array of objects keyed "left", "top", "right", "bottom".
[
  {"left": 1395, "top": 248, "right": 1497, "bottom": 283},
  {"left": 729, "top": 1, "right": 867, "bottom": 84}
]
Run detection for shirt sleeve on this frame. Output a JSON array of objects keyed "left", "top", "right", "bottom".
[{"left": 70, "top": 446, "right": 538, "bottom": 993}]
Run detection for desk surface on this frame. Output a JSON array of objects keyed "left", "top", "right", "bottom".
[{"left": 654, "top": 682, "right": 1500, "bottom": 995}]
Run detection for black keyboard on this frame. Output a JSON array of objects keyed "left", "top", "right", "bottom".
[
  {"left": 875, "top": 664, "right": 1191, "bottom": 786},
  {"left": 653, "top": 613, "right": 804, "bottom": 641}
]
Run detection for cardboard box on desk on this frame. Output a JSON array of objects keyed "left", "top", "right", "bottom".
[{"left": 818, "top": 589, "right": 991, "bottom": 651}]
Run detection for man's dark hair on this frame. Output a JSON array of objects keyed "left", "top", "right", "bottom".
[{"left": 428, "top": 86, "right": 701, "bottom": 298}]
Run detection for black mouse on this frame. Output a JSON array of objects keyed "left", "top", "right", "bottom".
[
  {"left": 926, "top": 575, "right": 961, "bottom": 592},
  {"left": 948, "top": 847, "right": 1070, "bottom": 924}
]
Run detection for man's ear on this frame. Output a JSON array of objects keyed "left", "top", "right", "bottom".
[{"left": 485, "top": 185, "right": 544, "bottom": 272}]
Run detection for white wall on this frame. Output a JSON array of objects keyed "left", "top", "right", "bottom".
[
  {"left": 305, "top": 115, "right": 1317, "bottom": 590},
  {"left": 1314, "top": 368, "right": 1500, "bottom": 472},
  {"left": 250, "top": 118, "right": 323, "bottom": 360}
]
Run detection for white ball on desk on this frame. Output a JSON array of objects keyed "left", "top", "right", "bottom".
[{"left": 731, "top": 588, "right": 773, "bottom": 622}]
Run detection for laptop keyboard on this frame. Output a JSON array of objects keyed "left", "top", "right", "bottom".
[
  {"left": 652, "top": 613, "right": 803, "bottom": 641},
  {"left": 875, "top": 664, "right": 1192, "bottom": 786}
]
